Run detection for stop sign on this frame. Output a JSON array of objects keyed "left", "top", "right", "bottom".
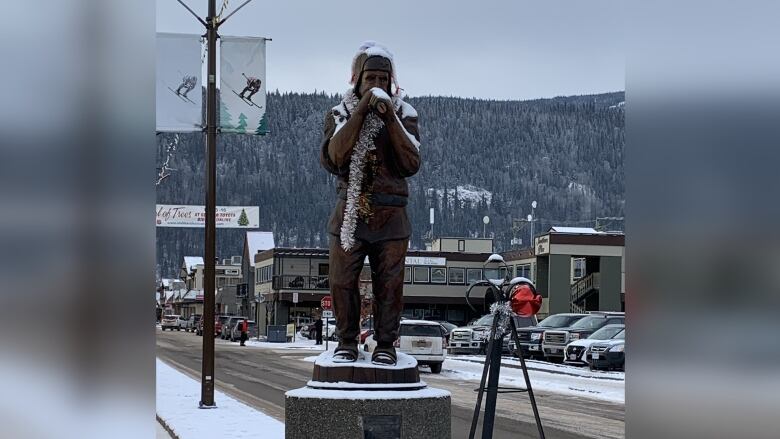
[{"left": 321, "top": 295, "right": 332, "bottom": 310}]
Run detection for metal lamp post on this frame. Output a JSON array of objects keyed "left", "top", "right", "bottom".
[
  {"left": 529, "top": 200, "right": 537, "bottom": 251},
  {"left": 173, "top": 0, "right": 256, "bottom": 409}
]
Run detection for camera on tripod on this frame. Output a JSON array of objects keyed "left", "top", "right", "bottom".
[{"left": 464, "top": 254, "right": 546, "bottom": 439}]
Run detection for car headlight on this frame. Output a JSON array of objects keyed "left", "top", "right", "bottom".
[
  {"left": 472, "top": 331, "right": 485, "bottom": 341},
  {"left": 570, "top": 333, "right": 580, "bottom": 341},
  {"left": 609, "top": 344, "right": 625, "bottom": 353},
  {"left": 530, "top": 333, "right": 541, "bottom": 341}
]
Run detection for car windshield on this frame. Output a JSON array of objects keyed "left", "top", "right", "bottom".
[
  {"left": 437, "top": 322, "right": 457, "bottom": 331},
  {"left": 400, "top": 325, "right": 443, "bottom": 337},
  {"left": 569, "top": 316, "right": 607, "bottom": 330},
  {"left": 539, "top": 315, "right": 581, "bottom": 328},
  {"left": 474, "top": 315, "right": 494, "bottom": 326},
  {"left": 613, "top": 330, "right": 625, "bottom": 340},
  {"left": 218, "top": 316, "right": 230, "bottom": 323},
  {"left": 589, "top": 325, "right": 625, "bottom": 340}
]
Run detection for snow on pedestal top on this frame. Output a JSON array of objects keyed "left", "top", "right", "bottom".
[{"left": 313, "top": 350, "right": 417, "bottom": 370}]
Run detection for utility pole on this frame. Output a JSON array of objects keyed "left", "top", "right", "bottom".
[
  {"left": 174, "top": 0, "right": 256, "bottom": 409},
  {"left": 200, "top": 0, "right": 218, "bottom": 408}
]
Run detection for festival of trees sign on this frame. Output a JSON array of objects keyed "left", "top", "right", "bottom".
[{"left": 156, "top": 205, "right": 259, "bottom": 228}]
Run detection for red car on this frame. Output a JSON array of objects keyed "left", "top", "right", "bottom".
[
  {"left": 213, "top": 315, "right": 231, "bottom": 337},
  {"left": 359, "top": 328, "right": 374, "bottom": 344}
]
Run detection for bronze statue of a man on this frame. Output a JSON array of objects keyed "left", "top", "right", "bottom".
[{"left": 320, "top": 41, "right": 421, "bottom": 365}]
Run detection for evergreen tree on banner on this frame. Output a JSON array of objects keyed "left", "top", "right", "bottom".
[
  {"left": 238, "top": 209, "right": 249, "bottom": 226},
  {"left": 220, "top": 99, "right": 234, "bottom": 130},
  {"left": 255, "top": 112, "right": 269, "bottom": 135},
  {"left": 236, "top": 113, "right": 248, "bottom": 132}
]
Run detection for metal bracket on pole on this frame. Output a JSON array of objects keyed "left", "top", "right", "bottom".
[
  {"left": 216, "top": 0, "right": 254, "bottom": 27},
  {"left": 174, "top": 0, "right": 208, "bottom": 27}
]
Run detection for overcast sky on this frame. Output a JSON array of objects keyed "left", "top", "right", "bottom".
[{"left": 157, "top": 1, "right": 624, "bottom": 100}]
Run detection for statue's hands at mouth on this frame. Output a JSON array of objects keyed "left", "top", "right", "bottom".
[{"left": 369, "top": 92, "right": 392, "bottom": 120}]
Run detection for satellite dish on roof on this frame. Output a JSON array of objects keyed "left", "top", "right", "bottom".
[{"left": 483, "top": 216, "right": 490, "bottom": 225}]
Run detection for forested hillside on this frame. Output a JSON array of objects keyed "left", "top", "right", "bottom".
[{"left": 156, "top": 91, "right": 624, "bottom": 277}]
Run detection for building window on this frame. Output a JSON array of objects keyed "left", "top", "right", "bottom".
[
  {"left": 499, "top": 267, "right": 508, "bottom": 280},
  {"left": 573, "top": 258, "right": 585, "bottom": 280},
  {"left": 256, "top": 265, "right": 274, "bottom": 283},
  {"left": 318, "top": 263, "right": 329, "bottom": 276},
  {"left": 413, "top": 266, "right": 430, "bottom": 283},
  {"left": 458, "top": 240, "right": 465, "bottom": 252},
  {"left": 447, "top": 309, "right": 465, "bottom": 323},
  {"left": 431, "top": 267, "right": 446, "bottom": 284},
  {"left": 516, "top": 264, "right": 531, "bottom": 279},
  {"left": 467, "top": 268, "right": 483, "bottom": 284},
  {"left": 448, "top": 267, "right": 465, "bottom": 284},
  {"left": 404, "top": 266, "right": 412, "bottom": 284}
]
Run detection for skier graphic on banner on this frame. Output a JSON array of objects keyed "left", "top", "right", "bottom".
[
  {"left": 239, "top": 73, "right": 262, "bottom": 102},
  {"left": 175, "top": 75, "right": 198, "bottom": 98}
]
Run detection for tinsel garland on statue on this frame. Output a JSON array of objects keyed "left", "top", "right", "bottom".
[
  {"left": 339, "top": 90, "right": 385, "bottom": 252},
  {"left": 489, "top": 301, "right": 514, "bottom": 339}
]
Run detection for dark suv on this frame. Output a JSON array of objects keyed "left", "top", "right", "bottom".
[
  {"left": 500, "top": 315, "right": 539, "bottom": 354},
  {"left": 542, "top": 312, "right": 625, "bottom": 362},
  {"left": 509, "top": 313, "right": 588, "bottom": 359}
]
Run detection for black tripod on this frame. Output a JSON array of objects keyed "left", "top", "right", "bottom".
[{"left": 465, "top": 266, "right": 545, "bottom": 439}]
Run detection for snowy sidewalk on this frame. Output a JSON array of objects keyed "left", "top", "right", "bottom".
[{"left": 156, "top": 358, "right": 284, "bottom": 439}]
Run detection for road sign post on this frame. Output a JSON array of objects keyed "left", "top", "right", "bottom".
[{"left": 321, "top": 295, "right": 332, "bottom": 350}]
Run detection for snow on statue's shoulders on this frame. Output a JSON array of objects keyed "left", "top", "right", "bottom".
[{"left": 370, "top": 87, "right": 391, "bottom": 101}]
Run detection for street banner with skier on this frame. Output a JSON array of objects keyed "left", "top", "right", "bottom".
[
  {"left": 156, "top": 33, "right": 203, "bottom": 132},
  {"left": 220, "top": 36, "right": 269, "bottom": 135}
]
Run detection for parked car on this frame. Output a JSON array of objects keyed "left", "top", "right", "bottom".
[
  {"left": 542, "top": 312, "right": 625, "bottom": 362},
  {"left": 291, "top": 316, "right": 314, "bottom": 331},
  {"left": 588, "top": 330, "right": 625, "bottom": 371},
  {"left": 161, "top": 314, "right": 182, "bottom": 331},
  {"left": 301, "top": 318, "right": 337, "bottom": 340},
  {"left": 500, "top": 315, "right": 539, "bottom": 354},
  {"left": 509, "top": 313, "right": 588, "bottom": 359},
  {"left": 359, "top": 316, "right": 374, "bottom": 344},
  {"left": 363, "top": 320, "right": 447, "bottom": 373},
  {"left": 564, "top": 324, "right": 624, "bottom": 366},
  {"left": 184, "top": 314, "right": 201, "bottom": 332},
  {"left": 449, "top": 314, "right": 537, "bottom": 355},
  {"left": 229, "top": 319, "right": 258, "bottom": 341},
  {"left": 432, "top": 321, "right": 458, "bottom": 343},
  {"left": 213, "top": 315, "right": 232, "bottom": 337},
  {"left": 221, "top": 316, "right": 245, "bottom": 339}
]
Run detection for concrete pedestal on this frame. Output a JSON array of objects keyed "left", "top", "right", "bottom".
[{"left": 285, "top": 386, "right": 451, "bottom": 439}]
